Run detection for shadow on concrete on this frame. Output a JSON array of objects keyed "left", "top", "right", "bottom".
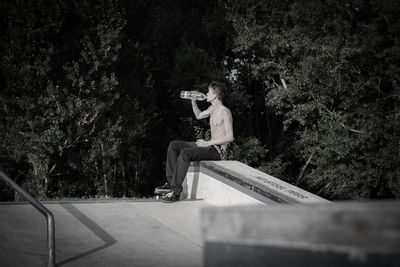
[
  {"left": 183, "top": 164, "right": 200, "bottom": 200},
  {"left": 190, "top": 170, "right": 200, "bottom": 200},
  {"left": 58, "top": 203, "right": 117, "bottom": 266}
]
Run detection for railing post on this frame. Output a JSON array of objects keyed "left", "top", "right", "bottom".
[
  {"left": 48, "top": 212, "right": 56, "bottom": 267},
  {"left": 0, "top": 170, "right": 56, "bottom": 267}
]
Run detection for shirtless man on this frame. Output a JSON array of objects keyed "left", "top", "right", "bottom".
[{"left": 157, "top": 81, "right": 234, "bottom": 202}]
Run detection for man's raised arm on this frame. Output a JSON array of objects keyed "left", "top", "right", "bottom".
[{"left": 192, "top": 100, "right": 213, "bottom": 120}]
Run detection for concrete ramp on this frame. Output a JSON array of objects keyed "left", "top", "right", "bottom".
[{"left": 183, "top": 161, "right": 329, "bottom": 205}]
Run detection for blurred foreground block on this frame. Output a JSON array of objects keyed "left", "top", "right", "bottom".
[{"left": 201, "top": 201, "right": 400, "bottom": 267}]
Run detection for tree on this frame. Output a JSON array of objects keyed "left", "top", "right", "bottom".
[
  {"left": 225, "top": 0, "right": 400, "bottom": 199},
  {"left": 0, "top": 0, "right": 65, "bottom": 198},
  {"left": 0, "top": 0, "right": 126, "bottom": 199}
]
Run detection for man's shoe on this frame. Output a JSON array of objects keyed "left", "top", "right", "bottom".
[
  {"left": 156, "top": 182, "right": 171, "bottom": 190},
  {"left": 154, "top": 182, "right": 172, "bottom": 195},
  {"left": 161, "top": 191, "right": 180, "bottom": 203}
]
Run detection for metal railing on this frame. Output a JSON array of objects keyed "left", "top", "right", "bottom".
[{"left": 0, "top": 170, "right": 56, "bottom": 267}]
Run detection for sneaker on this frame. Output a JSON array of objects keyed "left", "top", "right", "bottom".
[
  {"left": 161, "top": 191, "right": 180, "bottom": 203},
  {"left": 154, "top": 182, "right": 172, "bottom": 195},
  {"left": 156, "top": 182, "right": 171, "bottom": 190}
]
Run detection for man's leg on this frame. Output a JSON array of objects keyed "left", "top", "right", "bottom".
[
  {"left": 170, "top": 146, "right": 220, "bottom": 195},
  {"left": 165, "top": 140, "right": 197, "bottom": 183}
]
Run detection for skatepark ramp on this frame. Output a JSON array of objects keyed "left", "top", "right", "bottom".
[
  {"left": 182, "top": 160, "right": 330, "bottom": 205},
  {"left": 2, "top": 160, "right": 398, "bottom": 266},
  {"left": 1, "top": 160, "right": 330, "bottom": 267}
]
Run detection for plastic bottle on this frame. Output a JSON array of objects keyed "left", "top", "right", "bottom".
[{"left": 180, "top": 91, "right": 206, "bottom": 101}]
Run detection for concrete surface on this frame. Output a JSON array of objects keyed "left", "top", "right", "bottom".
[
  {"left": 1, "top": 160, "right": 331, "bottom": 267},
  {"left": 0, "top": 200, "right": 209, "bottom": 267}
]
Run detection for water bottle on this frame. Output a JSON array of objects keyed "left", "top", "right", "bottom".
[{"left": 180, "top": 91, "right": 206, "bottom": 101}]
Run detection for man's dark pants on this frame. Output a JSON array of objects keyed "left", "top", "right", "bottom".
[{"left": 166, "top": 140, "right": 220, "bottom": 194}]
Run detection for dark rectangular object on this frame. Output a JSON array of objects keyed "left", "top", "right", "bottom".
[{"left": 205, "top": 242, "right": 400, "bottom": 267}]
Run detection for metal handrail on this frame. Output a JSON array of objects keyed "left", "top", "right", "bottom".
[{"left": 0, "top": 170, "right": 56, "bottom": 267}]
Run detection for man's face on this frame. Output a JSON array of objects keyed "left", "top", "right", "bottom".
[{"left": 206, "top": 87, "right": 217, "bottom": 102}]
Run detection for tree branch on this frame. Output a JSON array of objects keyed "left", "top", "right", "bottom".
[
  {"left": 295, "top": 151, "right": 314, "bottom": 186},
  {"left": 280, "top": 77, "right": 288, "bottom": 90},
  {"left": 271, "top": 77, "right": 283, "bottom": 89},
  {"left": 310, "top": 92, "right": 366, "bottom": 135}
]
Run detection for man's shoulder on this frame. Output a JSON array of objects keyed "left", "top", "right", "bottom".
[
  {"left": 211, "top": 105, "right": 232, "bottom": 117},
  {"left": 221, "top": 105, "right": 232, "bottom": 115}
]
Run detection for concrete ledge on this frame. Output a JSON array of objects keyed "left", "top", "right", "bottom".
[
  {"left": 201, "top": 201, "right": 400, "bottom": 267},
  {"left": 182, "top": 161, "right": 329, "bottom": 205}
]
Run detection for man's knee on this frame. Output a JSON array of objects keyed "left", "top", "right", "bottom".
[{"left": 168, "top": 140, "right": 180, "bottom": 150}]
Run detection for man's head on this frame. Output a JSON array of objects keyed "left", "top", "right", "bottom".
[{"left": 207, "top": 81, "right": 226, "bottom": 102}]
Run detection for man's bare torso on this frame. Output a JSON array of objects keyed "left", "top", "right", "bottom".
[{"left": 209, "top": 105, "right": 231, "bottom": 150}]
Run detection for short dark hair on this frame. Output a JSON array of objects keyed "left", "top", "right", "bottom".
[{"left": 208, "top": 81, "right": 226, "bottom": 100}]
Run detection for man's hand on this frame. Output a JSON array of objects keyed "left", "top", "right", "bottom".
[
  {"left": 191, "top": 90, "right": 199, "bottom": 101},
  {"left": 196, "top": 139, "right": 210, "bottom": 147}
]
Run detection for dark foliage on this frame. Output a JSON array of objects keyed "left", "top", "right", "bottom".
[{"left": 0, "top": 0, "right": 398, "bottom": 200}]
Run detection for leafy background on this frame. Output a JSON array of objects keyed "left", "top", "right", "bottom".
[{"left": 0, "top": 0, "right": 399, "bottom": 200}]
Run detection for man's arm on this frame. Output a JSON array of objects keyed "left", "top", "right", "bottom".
[{"left": 192, "top": 100, "right": 213, "bottom": 120}]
